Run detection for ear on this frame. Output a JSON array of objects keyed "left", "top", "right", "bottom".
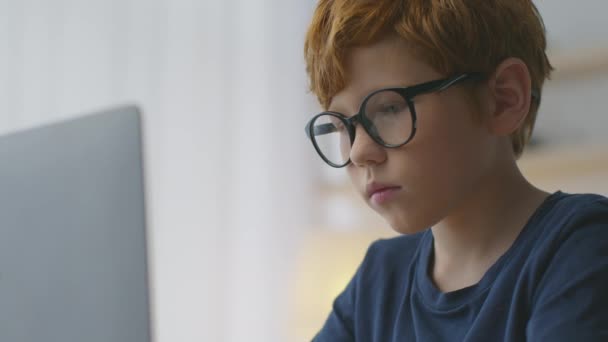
[{"left": 485, "top": 58, "right": 533, "bottom": 136}]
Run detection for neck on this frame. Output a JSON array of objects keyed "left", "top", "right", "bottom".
[{"left": 430, "top": 158, "right": 549, "bottom": 292}]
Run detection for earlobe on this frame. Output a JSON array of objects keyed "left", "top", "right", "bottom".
[{"left": 487, "top": 58, "right": 533, "bottom": 136}]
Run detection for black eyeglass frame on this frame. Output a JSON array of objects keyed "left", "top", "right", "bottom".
[{"left": 305, "top": 72, "right": 541, "bottom": 168}]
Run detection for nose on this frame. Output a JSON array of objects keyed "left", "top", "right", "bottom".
[{"left": 349, "top": 123, "right": 387, "bottom": 167}]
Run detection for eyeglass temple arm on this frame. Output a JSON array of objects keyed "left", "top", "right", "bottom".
[
  {"left": 451, "top": 73, "right": 542, "bottom": 103},
  {"left": 305, "top": 122, "right": 337, "bottom": 138},
  {"left": 422, "top": 73, "right": 542, "bottom": 103},
  {"left": 531, "top": 89, "right": 541, "bottom": 103}
]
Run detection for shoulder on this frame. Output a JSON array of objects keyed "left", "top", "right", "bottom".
[
  {"left": 526, "top": 193, "right": 608, "bottom": 340},
  {"left": 535, "top": 192, "right": 608, "bottom": 239},
  {"left": 357, "top": 231, "right": 427, "bottom": 283},
  {"left": 528, "top": 192, "right": 608, "bottom": 269},
  {"left": 365, "top": 232, "right": 426, "bottom": 263},
  {"left": 528, "top": 192, "right": 608, "bottom": 298},
  {"left": 548, "top": 191, "right": 608, "bottom": 218}
]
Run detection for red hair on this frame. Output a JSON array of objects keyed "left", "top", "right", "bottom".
[{"left": 304, "top": 0, "right": 553, "bottom": 156}]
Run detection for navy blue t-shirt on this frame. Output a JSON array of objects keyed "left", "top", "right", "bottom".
[{"left": 314, "top": 191, "right": 608, "bottom": 341}]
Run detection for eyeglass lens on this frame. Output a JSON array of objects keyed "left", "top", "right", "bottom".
[{"left": 311, "top": 89, "right": 413, "bottom": 166}]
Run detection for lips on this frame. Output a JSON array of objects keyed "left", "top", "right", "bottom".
[{"left": 365, "top": 182, "right": 401, "bottom": 199}]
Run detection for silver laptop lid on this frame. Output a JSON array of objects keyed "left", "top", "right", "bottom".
[{"left": 0, "top": 106, "right": 151, "bottom": 342}]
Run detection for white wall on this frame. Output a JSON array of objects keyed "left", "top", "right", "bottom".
[
  {"left": 536, "top": 0, "right": 608, "bottom": 51},
  {"left": 0, "top": 1, "right": 318, "bottom": 341},
  {"left": 531, "top": 0, "right": 608, "bottom": 148}
]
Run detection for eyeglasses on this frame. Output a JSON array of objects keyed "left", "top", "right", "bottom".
[{"left": 305, "top": 73, "right": 490, "bottom": 168}]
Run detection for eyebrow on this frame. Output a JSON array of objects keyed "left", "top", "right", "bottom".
[
  {"left": 326, "top": 103, "right": 355, "bottom": 117},
  {"left": 327, "top": 89, "right": 378, "bottom": 116},
  {"left": 328, "top": 83, "right": 409, "bottom": 116}
]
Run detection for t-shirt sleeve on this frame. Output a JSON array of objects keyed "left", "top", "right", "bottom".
[
  {"left": 527, "top": 200, "right": 608, "bottom": 341},
  {"left": 312, "top": 240, "right": 380, "bottom": 342}
]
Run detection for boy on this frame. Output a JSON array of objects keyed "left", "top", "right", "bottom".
[{"left": 303, "top": 1, "right": 608, "bottom": 341}]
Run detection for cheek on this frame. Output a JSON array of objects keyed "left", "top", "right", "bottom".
[
  {"left": 346, "top": 165, "right": 364, "bottom": 194},
  {"left": 394, "top": 100, "right": 490, "bottom": 209},
  {"left": 415, "top": 97, "right": 488, "bottom": 165}
]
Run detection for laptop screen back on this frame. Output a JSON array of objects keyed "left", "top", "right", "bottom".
[{"left": 0, "top": 106, "right": 151, "bottom": 342}]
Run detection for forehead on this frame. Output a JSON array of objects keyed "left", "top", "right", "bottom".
[{"left": 328, "top": 36, "right": 441, "bottom": 114}]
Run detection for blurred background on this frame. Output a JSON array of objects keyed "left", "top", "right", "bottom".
[{"left": 1, "top": 0, "right": 607, "bottom": 341}]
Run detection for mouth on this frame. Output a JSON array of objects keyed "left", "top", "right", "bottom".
[{"left": 366, "top": 182, "right": 402, "bottom": 205}]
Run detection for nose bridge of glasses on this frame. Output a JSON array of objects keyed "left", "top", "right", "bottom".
[
  {"left": 349, "top": 114, "right": 384, "bottom": 151},
  {"left": 348, "top": 119, "right": 387, "bottom": 167},
  {"left": 353, "top": 111, "right": 386, "bottom": 146}
]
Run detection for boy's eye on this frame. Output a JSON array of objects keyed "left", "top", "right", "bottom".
[
  {"left": 372, "top": 102, "right": 406, "bottom": 117},
  {"left": 365, "top": 90, "right": 409, "bottom": 118},
  {"left": 382, "top": 103, "right": 402, "bottom": 113}
]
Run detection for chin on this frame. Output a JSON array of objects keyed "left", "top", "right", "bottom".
[
  {"left": 373, "top": 202, "right": 432, "bottom": 235},
  {"left": 385, "top": 216, "right": 430, "bottom": 235},
  {"left": 378, "top": 196, "right": 451, "bottom": 235}
]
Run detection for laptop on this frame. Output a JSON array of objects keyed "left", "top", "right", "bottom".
[{"left": 0, "top": 106, "right": 152, "bottom": 342}]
